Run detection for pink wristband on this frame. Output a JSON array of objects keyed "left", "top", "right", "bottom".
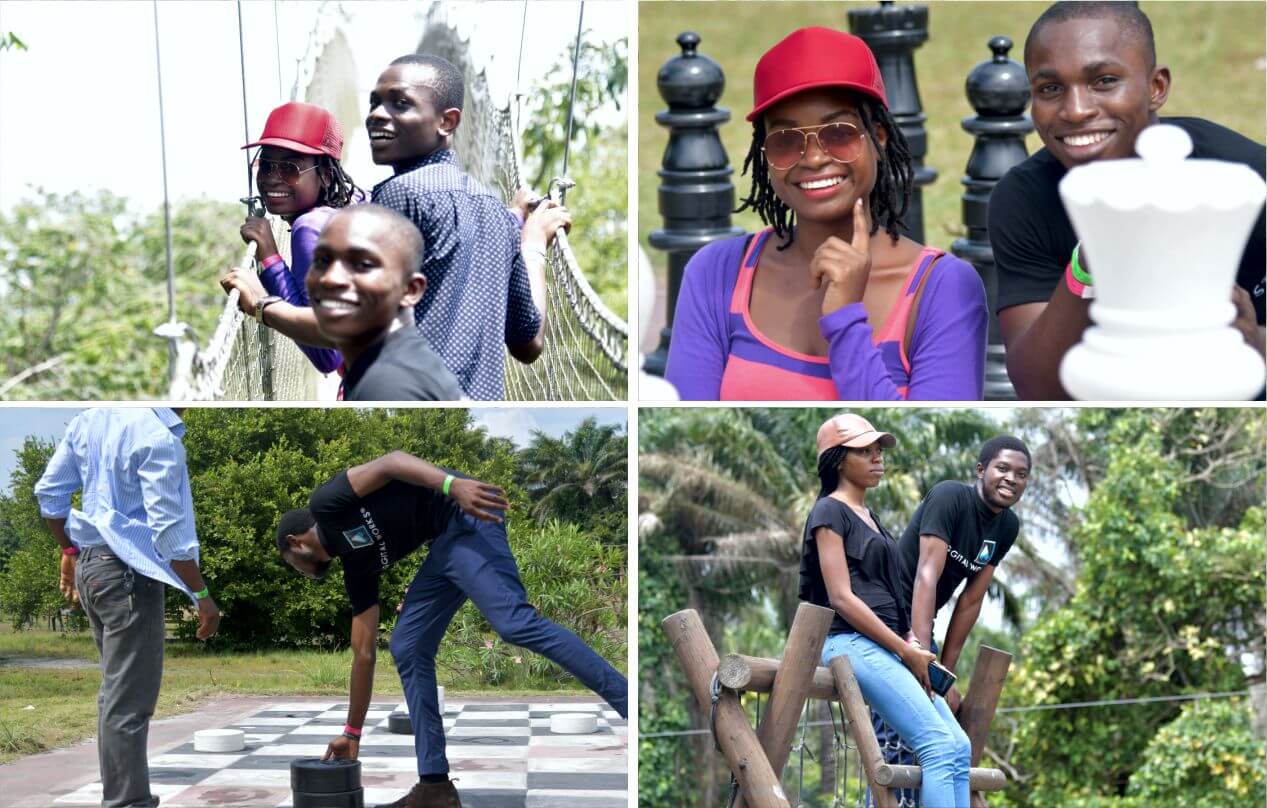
[
  {"left": 342, "top": 724, "right": 362, "bottom": 738},
  {"left": 260, "top": 254, "right": 284, "bottom": 270},
  {"left": 1064, "top": 259, "right": 1094, "bottom": 301},
  {"left": 62, "top": 545, "right": 79, "bottom": 556}
]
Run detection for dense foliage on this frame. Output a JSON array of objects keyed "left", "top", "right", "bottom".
[
  {"left": 0, "top": 192, "right": 243, "bottom": 400},
  {"left": 0, "top": 409, "right": 627, "bottom": 687},
  {"left": 639, "top": 407, "right": 1266, "bottom": 807}
]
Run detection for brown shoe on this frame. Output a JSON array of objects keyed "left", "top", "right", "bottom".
[{"left": 376, "top": 778, "right": 462, "bottom": 808}]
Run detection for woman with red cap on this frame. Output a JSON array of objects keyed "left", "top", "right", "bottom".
[
  {"left": 220, "top": 102, "right": 363, "bottom": 374},
  {"left": 801, "top": 413, "right": 972, "bottom": 806},
  {"left": 665, "top": 28, "right": 987, "bottom": 401}
]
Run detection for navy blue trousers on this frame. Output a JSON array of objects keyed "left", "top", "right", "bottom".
[{"left": 389, "top": 514, "right": 628, "bottom": 775}]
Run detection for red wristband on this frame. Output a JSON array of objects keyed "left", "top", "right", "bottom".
[
  {"left": 1064, "top": 260, "right": 1094, "bottom": 299},
  {"left": 260, "top": 254, "right": 284, "bottom": 270},
  {"left": 62, "top": 545, "right": 79, "bottom": 556},
  {"left": 342, "top": 724, "right": 362, "bottom": 738}
]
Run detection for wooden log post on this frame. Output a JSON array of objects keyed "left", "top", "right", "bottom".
[
  {"left": 661, "top": 609, "right": 791, "bottom": 808},
  {"left": 735, "top": 603, "right": 834, "bottom": 808},
  {"left": 957, "top": 646, "right": 1013, "bottom": 765},
  {"left": 958, "top": 645, "right": 1013, "bottom": 808},
  {"left": 829, "top": 655, "right": 899, "bottom": 808},
  {"left": 718, "top": 653, "right": 836, "bottom": 701}
]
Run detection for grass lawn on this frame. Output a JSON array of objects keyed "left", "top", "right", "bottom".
[
  {"left": 0, "top": 626, "right": 595, "bottom": 764},
  {"left": 638, "top": 1, "right": 1266, "bottom": 271}
]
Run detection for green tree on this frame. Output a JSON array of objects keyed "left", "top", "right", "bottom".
[
  {"left": 0, "top": 191, "right": 242, "bottom": 400},
  {"left": 0, "top": 437, "right": 62, "bottom": 629},
  {"left": 519, "top": 36, "right": 628, "bottom": 319},
  {"left": 1002, "top": 409, "right": 1266, "bottom": 805},
  {"left": 518, "top": 416, "right": 627, "bottom": 543}
]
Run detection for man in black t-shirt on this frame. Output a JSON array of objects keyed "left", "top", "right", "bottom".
[
  {"left": 305, "top": 204, "right": 464, "bottom": 401},
  {"left": 870, "top": 435, "right": 1030, "bottom": 805},
  {"left": 275, "top": 450, "right": 628, "bottom": 808},
  {"left": 989, "top": 1, "right": 1266, "bottom": 399}
]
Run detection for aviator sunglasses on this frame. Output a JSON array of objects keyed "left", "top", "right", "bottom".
[
  {"left": 762, "top": 122, "right": 866, "bottom": 171},
  {"left": 253, "top": 157, "right": 321, "bottom": 186}
]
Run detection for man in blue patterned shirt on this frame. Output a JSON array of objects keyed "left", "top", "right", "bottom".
[
  {"left": 35, "top": 408, "right": 220, "bottom": 808},
  {"left": 368, "top": 54, "right": 566, "bottom": 400}
]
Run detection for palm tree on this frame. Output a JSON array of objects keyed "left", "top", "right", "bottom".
[{"left": 519, "top": 417, "right": 627, "bottom": 525}]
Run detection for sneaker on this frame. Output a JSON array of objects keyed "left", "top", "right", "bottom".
[{"left": 376, "top": 778, "right": 462, "bottom": 808}]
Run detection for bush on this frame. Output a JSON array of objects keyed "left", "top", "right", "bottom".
[{"left": 1127, "top": 698, "right": 1266, "bottom": 805}]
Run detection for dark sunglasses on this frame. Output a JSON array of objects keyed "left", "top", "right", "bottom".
[
  {"left": 253, "top": 157, "right": 320, "bottom": 186},
  {"left": 762, "top": 122, "right": 866, "bottom": 171}
]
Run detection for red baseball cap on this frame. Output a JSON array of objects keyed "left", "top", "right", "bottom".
[
  {"left": 747, "top": 27, "right": 888, "bottom": 122},
  {"left": 242, "top": 102, "right": 343, "bottom": 160}
]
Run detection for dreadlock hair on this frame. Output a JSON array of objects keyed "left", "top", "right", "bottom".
[
  {"left": 315, "top": 154, "right": 362, "bottom": 209},
  {"left": 736, "top": 95, "right": 914, "bottom": 250},
  {"left": 817, "top": 446, "right": 849, "bottom": 498}
]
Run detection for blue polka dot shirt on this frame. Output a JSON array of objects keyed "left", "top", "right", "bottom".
[{"left": 372, "top": 149, "right": 541, "bottom": 400}]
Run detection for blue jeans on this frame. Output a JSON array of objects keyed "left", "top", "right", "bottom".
[
  {"left": 389, "top": 514, "right": 628, "bottom": 775},
  {"left": 822, "top": 632, "right": 970, "bottom": 808},
  {"left": 871, "top": 639, "right": 941, "bottom": 807}
]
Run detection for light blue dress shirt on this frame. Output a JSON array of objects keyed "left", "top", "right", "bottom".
[{"left": 35, "top": 407, "right": 200, "bottom": 600}]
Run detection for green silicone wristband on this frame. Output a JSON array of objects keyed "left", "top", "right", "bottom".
[
  {"left": 193, "top": 587, "right": 209, "bottom": 600},
  {"left": 442, "top": 474, "right": 455, "bottom": 497},
  {"left": 1070, "top": 243, "right": 1093, "bottom": 286}
]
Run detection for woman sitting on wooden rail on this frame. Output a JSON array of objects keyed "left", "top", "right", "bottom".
[{"left": 800, "top": 413, "right": 973, "bottom": 807}]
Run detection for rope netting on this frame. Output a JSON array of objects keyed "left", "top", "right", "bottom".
[
  {"left": 171, "top": 6, "right": 627, "bottom": 401},
  {"left": 417, "top": 14, "right": 629, "bottom": 401}
]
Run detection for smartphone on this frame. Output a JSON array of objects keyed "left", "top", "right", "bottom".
[{"left": 928, "top": 661, "right": 957, "bottom": 697}]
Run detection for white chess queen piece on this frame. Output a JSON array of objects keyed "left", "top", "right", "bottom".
[{"left": 1058, "top": 124, "right": 1266, "bottom": 400}]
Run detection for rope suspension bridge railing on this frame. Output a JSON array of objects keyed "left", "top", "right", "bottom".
[
  {"left": 167, "top": 3, "right": 628, "bottom": 401},
  {"left": 417, "top": 11, "right": 630, "bottom": 401}
]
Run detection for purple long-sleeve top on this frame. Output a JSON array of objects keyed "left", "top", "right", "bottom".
[
  {"left": 663, "top": 230, "right": 987, "bottom": 400},
  {"left": 258, "top": 205, "right": 342, "bottom": 374}
]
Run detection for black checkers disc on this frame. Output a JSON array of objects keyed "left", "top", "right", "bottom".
[
  {"left": 290, "top": 757, "right": 362, "bottom": 794},
  {"left": 387, "top": 711, "right": 413, "bottom": 735}
]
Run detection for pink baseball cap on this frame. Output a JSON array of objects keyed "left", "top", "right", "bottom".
[
  {"left": 816, "top": 413, "right": 896, "bottom": 457},
  {"left": 242, "top": 102, "right": 343, "bottom": 160},
  {"left": 748, "top": 27, "right": 888, "bottom": 122}
]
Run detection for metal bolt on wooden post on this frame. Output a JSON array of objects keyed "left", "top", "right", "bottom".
[
  {"left": 661, "top": 609, "right": 791, "bottom": 808},
  {"left": 734, "top": 603, "right": 834, "bottom": 808}
]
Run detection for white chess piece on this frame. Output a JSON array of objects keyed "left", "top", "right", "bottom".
[
  {"left": 639, "top": 247, "right": 680, "bottom": 401},
  {"left": 1058, "top": 123, "right": 1266, "bottom": 400}
]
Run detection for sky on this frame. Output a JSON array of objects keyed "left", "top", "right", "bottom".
[
  {"left": 0, "top": 405, "right": 625, "bottom": 494},
  {"left": 0, "top": 0, "right": 627, "bottom": 214}
]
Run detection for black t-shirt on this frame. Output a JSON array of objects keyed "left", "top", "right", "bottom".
[
  {"left": 990, "top": 116, "right": 1266, "bottom": 325},
  {"left": 896, "top": 481, "right": 1019, "bottom": 613},
  {"left": 799, "top": 496, "right": 910, "bottom": 637},
  {"left": 341, "top": 327, "right": 465, "bottom": 402},
  {"left": 309, "top": 469, "right": 461, "bottom": 614}
]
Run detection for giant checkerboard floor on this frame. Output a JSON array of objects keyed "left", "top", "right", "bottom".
[{"left": 51, "top": 700, "right": 627, "bottom": 807}]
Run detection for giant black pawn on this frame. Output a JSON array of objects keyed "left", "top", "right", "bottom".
[
  {"left": 292, "top": 758, "right": 363, "bottom": 808},
  {"left": 387, "top": 711, "right": 412, "bottom": 734}
]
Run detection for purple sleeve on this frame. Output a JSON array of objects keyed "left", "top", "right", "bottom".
[
  {"left": 259, "top": 220, "right": 342, "bottom": 374},
  {"left": 819, "top": 255, "right": 986, "bottom": 400},
  {"left": 905, "top": 256, "right": 987, "bottom": 400},
  {"left": 663, "top": 238, "right": 744, "bottom": 400}
]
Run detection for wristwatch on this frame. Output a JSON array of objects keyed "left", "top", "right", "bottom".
[{"left": 255, "top": 295, "right": 283, "bottom": 324}]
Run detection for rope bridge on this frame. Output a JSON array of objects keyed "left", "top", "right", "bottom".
[{"left": 168, "top": 6, "right": 627, "bottom": 400}]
